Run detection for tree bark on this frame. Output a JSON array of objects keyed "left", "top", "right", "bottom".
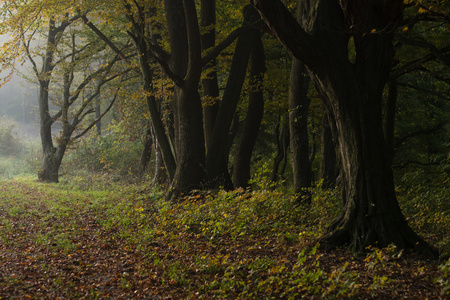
[
  {"left": 166, "top": 0, "right": 207, "bottom": 200},
  {"left": 205, "top": 5, "right": 261, "bottom": 187},
  {"left": 139, "top": 128, "right": 153, "bottom": 176},
  {"left": 233, "top": 31, "right": 266, "bottom": 189},
  {"left": 201, "top": 0, "right": 220, "bottom": 151},
  {"left": 271, "top": 122, "right": 289, "bottom": 183},
  {"left": 289, "top": 58, "right": 312, "bottom": 203},
  {"left": 125, "top": 4, "right": 177, "bottom": 181},
  {"left": 252, "top": 0, "right": 438, "bottom": 257},
  {"left": 150, "top": 125, "right": 168, "bottom": 186},
  {"left": 384, "top": 79, "right": 398, "bottom": 165},
  {"left": 38, "top": 19, "right": 64, "bottom": 183},
  {"left": 320, "top": 111, "right": 338, "bottom": 189}
]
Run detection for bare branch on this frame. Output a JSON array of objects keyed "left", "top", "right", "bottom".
[
  {"left": 71, "top": 91, "right": 119, "bottom": 141},
  {"left": 390, "top": 46, "right": 450, "bottom": 79},
  {"left": 395, "top": 119, "right": 450, "bottom": 148},
  {"left": 201, "top": 26, "right": 250, "bottom": 67},
  {"left": 79, "top": 12, "right": 131, "bottom": 64},
  {"left": 396, "top": 35, "right": 450, "bottom": 65}
]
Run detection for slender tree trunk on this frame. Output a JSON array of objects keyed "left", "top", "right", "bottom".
[
  {"left": 150, "top": 125, "right": 168, "bottom": 186},
  {"left": 205, "top": 5, "right": 261, "bottom": 186},
  {"left": 289, "top": 58, "right": 312, "bottom": 203},
  {"left": 271, "top": 122, "right": 289, "bottom": 183},
  {"left": 201, "top": 0, "right": 220, "bottom": 151},
  {"left": 139, "top": 128, "right": 153, "bottom": 176},
  {"left": 233, "top": 32, "right": 266, "bottom": 189},
  {"left": 129, "top": 24, "right": 177, "bottom": 181},
  {"left": 95, "top": 77, "right": 102, "bottom": 135}
]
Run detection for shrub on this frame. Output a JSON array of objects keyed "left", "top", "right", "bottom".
[
  {"left": 62, "top": 121, "right": 143, "bottom": 179},
  {"left": 0, "top": 117, "right": 22, "bottom": 156}
]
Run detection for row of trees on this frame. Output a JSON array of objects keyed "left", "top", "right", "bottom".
[{"left": 1, "top": 0, "right": 448, "bottom": 257}]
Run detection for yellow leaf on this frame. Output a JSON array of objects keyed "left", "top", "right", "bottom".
[
  {"left": 418, "top": 7, "right": 426, "bottom": 13},
  {"left": 402, "top": 26, "right": 409, "bottom": 32}
]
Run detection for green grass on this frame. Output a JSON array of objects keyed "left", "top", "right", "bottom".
[{"left": 0, "top": 175, "right": 448, "bottom": 299}]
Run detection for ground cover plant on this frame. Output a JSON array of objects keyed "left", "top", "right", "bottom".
[{"left": 1, "top": 175, "right": 448, "bottom": 299}]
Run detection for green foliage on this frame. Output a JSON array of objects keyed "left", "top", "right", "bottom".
[
  {"left": 248, "top": 161, "right": 277, "bottom": 190},
  {"left": 0, "top": 176, "right": 447, "bottom": 298},
  {"left": 63, "top": 121, "right": 143, "bottom": 179},
  {"left": 435, "top": 259, "right": 450, "bottom": 297},
  {"left": 0, "top": 118, "right": 41, "bottom": 178},
  {"left": 396, "top": 169, "right": 450, "bottom": 256},
  {"left": 0, "top": 117, "right": 22, "bottom": 157}
]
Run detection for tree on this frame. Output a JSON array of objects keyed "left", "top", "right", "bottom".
[
  {"left": 0, "top": 1, "right": 126, "bottom": 182},
  {"left": 288, "top": 58, "right": 312, "bottom": 203},
  {"left": 251, "top": 0, "right": 438, "bottom": 257},
  {"left": 81, "top": 1, "right": 265, "bottom": 197},
  {"left": 233, "top": 34, "right": 266, "bottom": 189},
  {"left": 386, "top": 1, "right": 450, "bottom": 172},
  {"left": 205, "top": 5, "right": 262, "bottom": 189}
]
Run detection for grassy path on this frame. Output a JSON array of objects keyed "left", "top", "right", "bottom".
[{"left": 0, "top": 176, "right": 448, "bottom": 299}]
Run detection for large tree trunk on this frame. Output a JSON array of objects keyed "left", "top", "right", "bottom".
[
  {"left": 38, "top": 20, "right": 61, "bottom": 183},
  {"left": 166, "top": 0, "right": 207, "bottom": 200},
  {"left": 289, "top": 58, "right": 312, "bottom": 203},
  {"left": 252, "top": 0, "right": 438, "bottom": 257},
  {"left": 384, "top": 79, "right": 398, "bottom": 166},
  {"left": 233, "top": 30, "right": 266, "bottom": 189},
  {"left": 320, "top": 111, "right": 338, "bottom": 189}
]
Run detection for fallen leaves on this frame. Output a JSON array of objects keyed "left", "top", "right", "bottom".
[{"left": 0, "top": 178, "right": 447, "bottom": 299}]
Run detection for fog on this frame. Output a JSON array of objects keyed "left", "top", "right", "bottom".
[
  {"left": 0, "top": 72, "right": 40, "bottom": 139},
  {"left": 0, "top": 30, "right": 40, "bottom": 140}
]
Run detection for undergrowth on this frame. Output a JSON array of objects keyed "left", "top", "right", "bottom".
[{"left": 0, "top": 175, "right": 448, "bottom": 299}]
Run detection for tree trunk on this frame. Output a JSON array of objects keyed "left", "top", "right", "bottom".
[
  {"left": 252, "top": 0, "right": 438, "bottom": 257},
  {"left": 233, "top": 30, "right": 266, "bottom": 189},
  {"left": 139, "top": 128, "right": 153, "bottom": 176},
  {"left": 320, "top": 111, "right": 338, "bottom": 189},
  {"left": 271, "top": 122, "right": 289, "bottom": 183},
  {"left": 384, "top": 79, "right": 398, "bottom": 165},
  {"left": 289, "top": 58, "right": 312, "bottom": 203},
  {"left": 205, "top": 5, "right": 261, "bottom": 186},
  {"left": 150, "top": 125, "right": 168, "bottom": 186},
  {"left": 95, "top": 83, "right": 101, "bottom": 135},
  {"left": 201, "top": 0, "right": 220, "bottom": 151},
  {"left": 38, "top": 20, "right": 61, "bottom": 183},
  {"left": 128, "top": 17, "right": 177, "bottom": 181},
  {"left": 165, "top": 0, "right": 207, "bottom": 200}
]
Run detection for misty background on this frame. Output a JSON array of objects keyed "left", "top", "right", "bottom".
[{"left": 0, "top": 73, "right": 40, "bottom": 139}]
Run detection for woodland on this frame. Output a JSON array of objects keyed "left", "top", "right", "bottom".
[{"left": 0, "top": 0, "right": 449, "bottom": 298}]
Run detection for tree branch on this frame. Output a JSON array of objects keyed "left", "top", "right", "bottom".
[
  {"left": 250, "top": 0, "right": 325, "bottom": 68},
  {"left": 79, "top": 12, "right": 131, "bottom": 64},
  {"left": 201, "top": 26, "right": 250, "bottom": 67},
  {"left": 390, "top": 46, "right": 450, "bottom": 79},
  {"left": 396, "top": 35, "right": 450, "bottom": 65},
  {"left": 394, "top": 119, "right": 450, "bottom": 148},
  {"left": 397, "top": 81, "right": 450, "bottom": 100},
  {"left": 71, "top": 91, "right": 119, "bottom": 141}
]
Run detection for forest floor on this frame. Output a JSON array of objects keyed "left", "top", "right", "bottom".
[{"left": 0, "top": 175, "right": 449, "bottom": 299}]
